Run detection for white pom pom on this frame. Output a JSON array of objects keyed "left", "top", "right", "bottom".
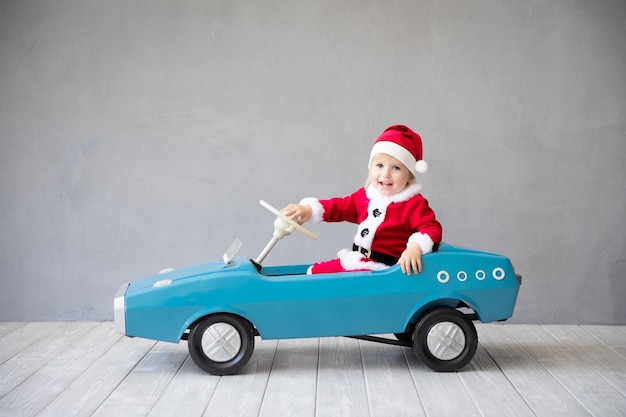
[{"left": 415, "top": 160, "right": 428, "bottom": 174}]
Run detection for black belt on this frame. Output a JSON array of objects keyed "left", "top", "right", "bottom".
[{"left": 352, "top": 244, "right": 399, "bottom": 266}]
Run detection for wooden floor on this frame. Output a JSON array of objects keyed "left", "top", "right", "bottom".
[{"left": 0, "top": 323, "right": 624, "bottom": 417}]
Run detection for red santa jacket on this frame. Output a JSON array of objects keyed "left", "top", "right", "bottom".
[{"left": 301, "top": 183, "right": 442, "bottom": 260}]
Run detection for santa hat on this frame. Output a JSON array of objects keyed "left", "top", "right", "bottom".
[{"left": 368, "top": 125, "right": 428, "bottom": 176}]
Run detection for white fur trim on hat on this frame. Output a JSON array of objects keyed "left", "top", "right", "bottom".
[
  {"left": 415, "top": 159, "right": 428, "bottom": 174},
  {"left": 369, "top": 141, "right": 428, "bottom": 176}
]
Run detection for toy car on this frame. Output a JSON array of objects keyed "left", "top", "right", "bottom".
[{"left": 114, "top": 200, "right": 521, "bottom": 374}]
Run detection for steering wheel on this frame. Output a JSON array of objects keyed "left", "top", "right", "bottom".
[{"left": 259, "top": 200, "right": 317, "bottom": 240}]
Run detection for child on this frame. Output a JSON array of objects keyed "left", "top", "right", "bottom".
[{"left": 281, "top": 125, "right": 442, "bottom": 275}]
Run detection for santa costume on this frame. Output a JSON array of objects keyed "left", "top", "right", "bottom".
[{"left": 301, "top": 125, "right": 442, "bottom": 274}]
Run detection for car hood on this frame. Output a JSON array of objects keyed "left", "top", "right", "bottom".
[{"left": 127, "top": 257, "right": 253, "bottom": 292}]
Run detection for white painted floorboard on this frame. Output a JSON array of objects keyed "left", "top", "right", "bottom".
[{"left": 0, "top": 323, "right": 624, "bottom": 417}]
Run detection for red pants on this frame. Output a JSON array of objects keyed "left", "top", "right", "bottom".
[{"left": 308, "top": 249, "right": 389, "bottom": 274}]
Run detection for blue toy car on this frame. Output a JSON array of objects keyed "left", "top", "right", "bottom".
[{"left": 114, "top": 201, "right": 521, "bottom": 374}]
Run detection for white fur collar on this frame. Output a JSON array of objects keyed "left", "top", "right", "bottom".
[{"left": 365, "top": 182, "right": 422, "bottom": 204}]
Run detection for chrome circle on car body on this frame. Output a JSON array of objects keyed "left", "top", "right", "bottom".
[
  {"left": 426, "top": 321, "right": 466, "bottom": 361},
  {"left": 493, "top": 267, "right": 506, "bottom": 280},
  {"left": 437, "top": 270, "right": 450, "bottom": 283},
  {"left": 201, "top": 322, "right": 242, "bottom": 362}
]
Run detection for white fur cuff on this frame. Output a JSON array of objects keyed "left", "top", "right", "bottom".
[
  {"left": 338, "top": 249, "right": 389, "bottom": 271},
  {"left": 407, "top": 232, "right": 435, "bottom": 254},
  {"left": 299, "top": 197, "right": 324, "bottom": 224}
]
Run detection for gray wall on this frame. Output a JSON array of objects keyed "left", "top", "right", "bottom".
[{"left": 1, "top": 0, "right": 625, "bottom": 324}]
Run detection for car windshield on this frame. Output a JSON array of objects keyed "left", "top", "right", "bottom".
[{"left": 223, "top": 238, "right": 243, "bottom": 265}]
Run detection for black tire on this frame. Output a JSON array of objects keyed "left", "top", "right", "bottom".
[
  {"left": 412, "top": 307, "right": 478, "bottom": 372},
  {"left": 188, "top": 314, "right": 255, "bottom": 375}
]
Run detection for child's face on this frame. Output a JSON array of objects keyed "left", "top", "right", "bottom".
[{"left": 368, "top": 154, "right": 411, "bottom": 196}]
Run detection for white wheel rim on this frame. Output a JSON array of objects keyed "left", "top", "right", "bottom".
[
  {"left": 426, "top": 322, "right": 466, "bottom": 361},
  {"left": 201, "top": 322, "right": 242, "bottom": 362}
]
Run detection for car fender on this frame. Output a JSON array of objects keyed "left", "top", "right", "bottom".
[
  {"left": 177, "top": 305, "right": 258, "bottom": 341},
  {"left": 403, "top": 297, "right": 466, "bottom": 331}
]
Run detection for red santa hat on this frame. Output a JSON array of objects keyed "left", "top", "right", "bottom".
[{"left": 368, "top": 125, "right": 428, "bottom": 176}]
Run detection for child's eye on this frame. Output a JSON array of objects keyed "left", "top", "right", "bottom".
[
  {"left": 392, "top": 165, "right": 402, "bottom": 171},
  {"left": 375, "top": 163, "right": 384, "bottom": 168}
]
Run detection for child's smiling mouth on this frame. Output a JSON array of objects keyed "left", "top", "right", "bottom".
[{"left": 377, "top": 181, "right": 396, "bottom": 193}]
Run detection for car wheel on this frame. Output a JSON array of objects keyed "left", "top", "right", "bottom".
[
  {"left": 188, "top": 314, "right": 255, "bottom": 375},
  {"left": 412, "top": 307, "right": 478, "bottom": 372}
]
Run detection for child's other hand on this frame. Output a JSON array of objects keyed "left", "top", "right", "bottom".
[
  {"left": 281, "top": 204, "right": 312, "bottom": 225},
  {"left": 398, "top": 243, "right": 423, "bottom": 275}
]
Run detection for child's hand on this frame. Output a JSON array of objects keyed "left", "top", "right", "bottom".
[
  {"left": 281, "top": 204, "right": 312, "bottom": 225},
  {"left": 398, "top": 243, "right": 423, "bottom": 275}
]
